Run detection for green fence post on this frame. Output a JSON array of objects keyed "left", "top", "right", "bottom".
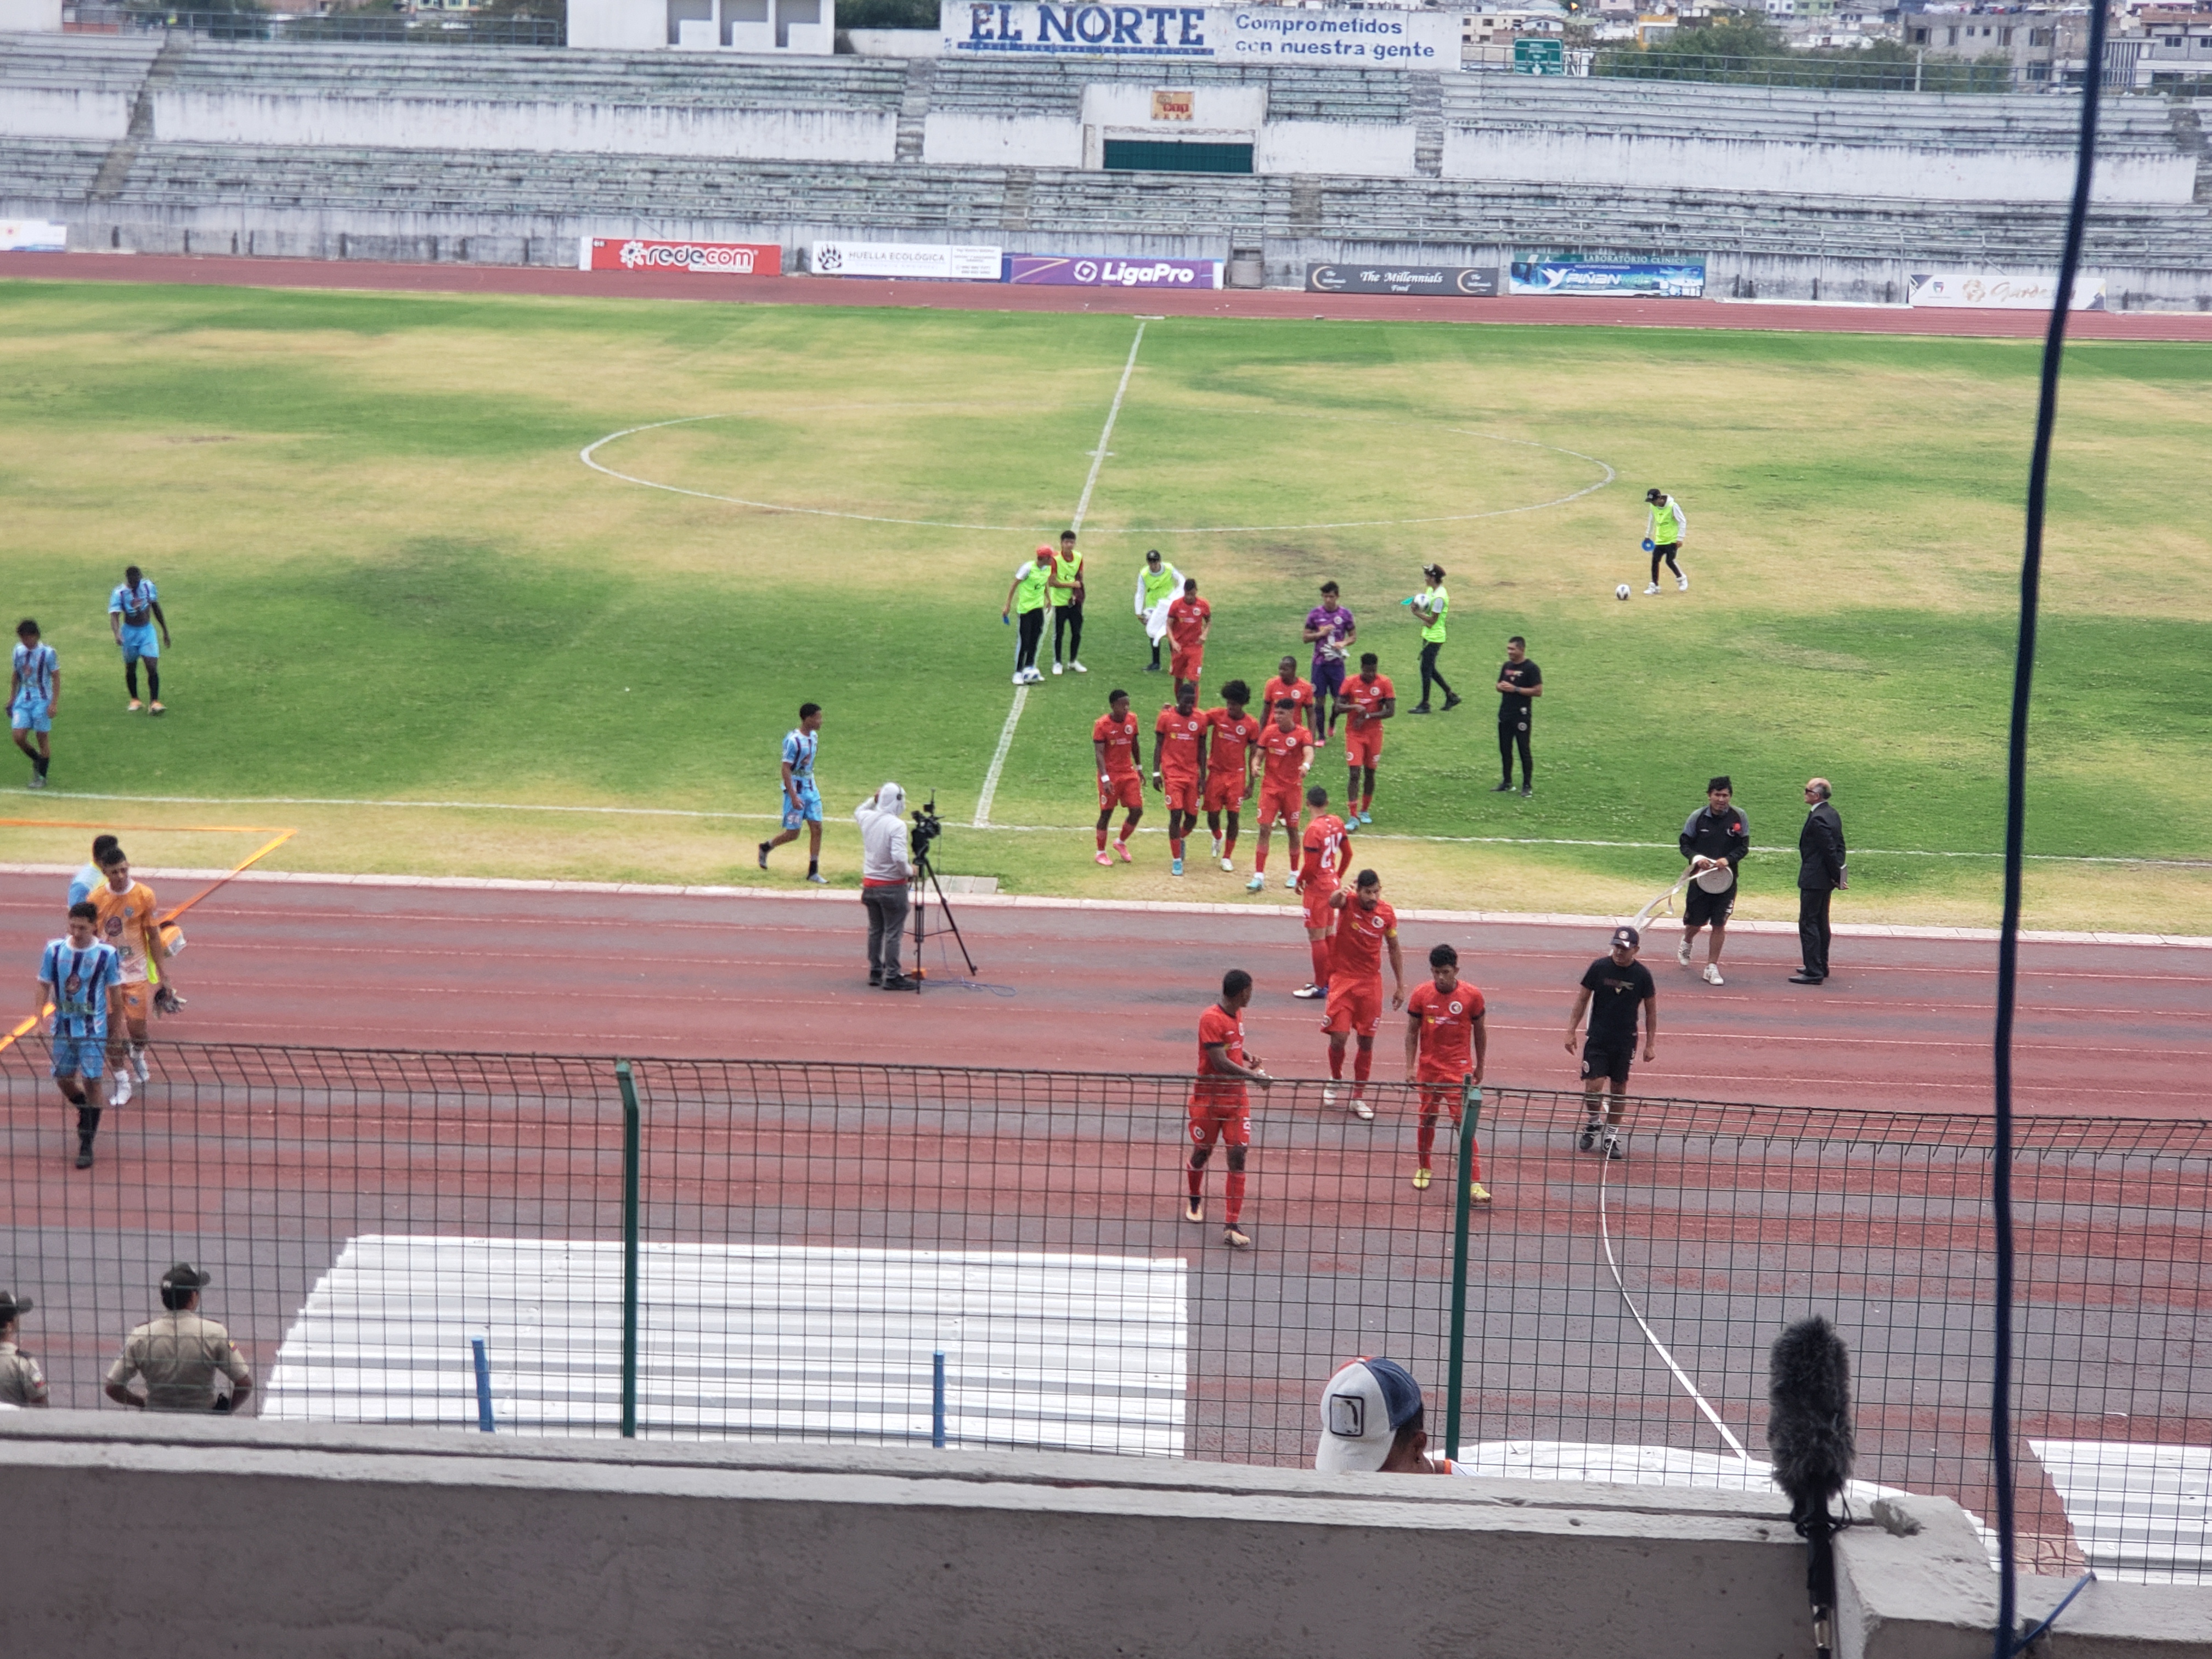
[
  {"left": 616, "top": 1059, "right": 641, "bottom": 1440},
  {"left": 1444, "top": 1080, "right": 1483, "bottom": 1460}
]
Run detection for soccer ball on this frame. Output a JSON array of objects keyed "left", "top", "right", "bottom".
[{"left": 1615, "top": 584, "right": 1632, "bottom": 601}]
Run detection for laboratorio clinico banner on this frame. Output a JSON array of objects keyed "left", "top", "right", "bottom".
[
  {"left": 943, "top": 1, "right": 1456, "bottom": 65},
  {"left": 1509, "top": 258, "right": 1706, "bottom": 298}
]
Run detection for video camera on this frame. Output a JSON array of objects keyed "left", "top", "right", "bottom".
[{"left": 910, "top": 794, "right": 944, "bottom": 863}]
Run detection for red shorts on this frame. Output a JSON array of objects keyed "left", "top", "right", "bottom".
[
  {"left": 1417, "top": 1075, "right": 1469, "bottom": 1122},
  {"left": 1187, "top": 1093, "right": 1250, "bottom": 1148},
  {"left": 1301, "top": 882, "right": 1339, "bottom": 932},
  {"left": 1099, "top": 771, "right": 1142, "bottom": 812},
  {"left": 1170, "top": 649, "right": 1204, "bottom": 682},
  {"left": 1203, "top": 771, "right": 1246, "bottom": 812},
  {"left": 1345, "top": 726, "right": 1384, "bottom": 766},
  {"left": 1257, "top": 786, "right": 1301, "bottom": 827},
  {"left": 1162, "top": 772, "right": 1200, "bottom": 814},
  {"left": 1322, "top": 977, "right": 1383, "bottom": 1037}
]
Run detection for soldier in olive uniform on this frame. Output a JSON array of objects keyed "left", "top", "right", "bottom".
[
  {"left": 0, "top": 1289, "right": 48, "bottom": 1406},
  {"left": 104, "top": 1262, "right": 252, "bottom": 1414}
]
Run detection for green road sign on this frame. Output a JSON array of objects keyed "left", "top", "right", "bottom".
[{"left": 1514, "top": 37, "right": 1565, "bottom": 72}]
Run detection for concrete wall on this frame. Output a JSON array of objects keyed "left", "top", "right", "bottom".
[
  {"left": 1259, "top": 119, "right": 1417, "bottom": 177},
  {"left": 0, "top": 86, "right": 136, "bottom": 142},
  {"left": 1438, "top": 125, "right": 2198, "bottom": 206},
  {"left": 3, "top": 1416, "right": 2206, "bottom": 1658},
  {"left": 924, "top": 111, "right": 1083, "bottom": 167},
  {"left": 150, "top": 89, "right": 900, "bottom": 163},
  {"left": 0, "top": 0, "right": 60, "bottom": 29},
  {"left": 0, "top": 1413, "right": 1811, "bottom": 1658}
]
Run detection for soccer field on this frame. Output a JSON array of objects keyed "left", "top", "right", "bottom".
[{"left": 1, "top": 279, "right": 2207, "bottom": 932}]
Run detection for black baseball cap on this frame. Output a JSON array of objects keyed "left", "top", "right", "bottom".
[
  {"left": 160, "top": 1262, "right": 211, "bottom": 1291},
  {"left": 0, "top": 1290, "right": 30, "bottom": 1318},
  {"left": 1611, "top": 926, "right": 1640, "bottom": 950}
]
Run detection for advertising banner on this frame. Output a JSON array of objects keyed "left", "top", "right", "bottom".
[
  {"left": 1509, "top": 257, "right": 1706, "bottom": 298},
  {"left": 579, "top": 236, "right": 782, "bottom": 275},
  {"left": 1307, "top": 262, "right": 1499, "bottom": 297},
  {"left": 0, "top": 220, "right": 67, "bottom": 252},
  {"left": 810, "top": 240, "right": 1004, "bottom": 281},
  {"left": 1907, "top": 270, "right": 2107, "bottom": 311},
  {"left": 1008, "top": 254, "right": 1223, "bottom": 289},
  {"left": 944, "top": 1, "right": 1454, "bottom": 66}
]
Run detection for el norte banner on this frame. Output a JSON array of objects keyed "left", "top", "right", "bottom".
[{"left": 945, "top": 1, "right": 1454, "bottom": 65}]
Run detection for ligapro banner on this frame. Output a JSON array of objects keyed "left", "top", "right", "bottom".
[
  {"left": 944, "top": 1, "right": 1454, "bottom": 65},
  {"left": 1008, "top": 255, "right": 1222, "bottom": 289},
  {"left": 1908, "top": 271, "right": 2107, "bottom": 311}
]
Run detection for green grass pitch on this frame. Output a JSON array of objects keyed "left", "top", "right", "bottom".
[{"left": 0, "top": 279, "right": 2205, "bottom": 932}]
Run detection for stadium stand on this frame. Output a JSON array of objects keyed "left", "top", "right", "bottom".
[{"left": 3, "top": 31, "right": 2209, "bottom": 304}]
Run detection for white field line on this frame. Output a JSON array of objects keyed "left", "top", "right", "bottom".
[
  {"left": 19, "top": 787, "right": 2207, "bottom": 870},
  {"left": 973, "top": 320, "right": 1147, "bottom": 830},
  {"left": 1, "top": 863, "right": 2206, "bottom": 949}
]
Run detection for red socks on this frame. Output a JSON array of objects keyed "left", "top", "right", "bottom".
[
  {"left": 1096, "top": 828, "right": 1108, "bottom": 852},
  {"left": 1186, "top": 1161, "right": 1204, "bottom": 1198},
  {"left": 1416, "top": 1105, "right": 1484, "bottom": 1178},
  {"left": 1225, "top": 1170, "right": 1246, "bottom": 1224},
  {"left": 1353, "top": 1045, "right": 1373, "bottom": 1086},
  {"left": 1309, "top": 940, "right": 1331, "bottom": 986},
  {"left": 1329, "top": 1046, "right": 1345, "bottom": 1081}
]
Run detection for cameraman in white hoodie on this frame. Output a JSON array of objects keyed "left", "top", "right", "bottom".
[{"left": 854, "top": 782, "right": 913, "bottom": 990}]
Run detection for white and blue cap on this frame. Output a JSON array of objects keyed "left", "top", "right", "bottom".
[{"left": 1314, "top": 1356, "right": 1424, "bottom": 1472}]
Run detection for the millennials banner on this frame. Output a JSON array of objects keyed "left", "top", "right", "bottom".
[
  {"left": 1907, "top": 270, "right": 2107, "bottom": 311},
  {"left": 579, "top": 236, "right": 782, "bottom": 275},
  {"left": 810, "top": 241, "right": 1005, "bottom": 280},
  {"left": 944, "top": 1, "right": 1455, "bottom": 65},
  {"left": 1307, "top": 263, "right": 1499, "bottom": 297},
  {"left": 1509, "top": 258, "right": 1706, "bottom": 298},
  {"left": 1008, "top": 255, "right": 1223, "bottom": 288}
]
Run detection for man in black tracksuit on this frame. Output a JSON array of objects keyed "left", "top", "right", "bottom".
[
  {"left": 1792, "top": 777, "right": 1847, "bottom": 984},
  {"left": 1492, "top": 635, "right": 1541, "bottom": 796},
  {"left": 1676, "top": 776, "right": 1750, "bottom": 986}
]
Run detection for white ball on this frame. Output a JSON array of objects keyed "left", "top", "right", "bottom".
[{"left": 1615, "top": 584, "right": 1632, "bottom": 601}]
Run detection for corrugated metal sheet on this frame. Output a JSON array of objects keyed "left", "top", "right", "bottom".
[
  {"left": 264, "top": 1235, "right": 1187, "bottom": 1455},
  {"left": 2033, "top": 1440, "right": 2211, "bottom": 1585}
]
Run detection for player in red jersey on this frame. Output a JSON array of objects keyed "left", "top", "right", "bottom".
[
  {"left": 1248, "top": 699, "right": 1317, "bottom": 894},
  {"left": 1404, "top": 943, "right": 1489, "bottom": 1199},
  {"left": 1336, "top": 652, "right": 1395, "bottom": 827},
  {"left": 1319, "top": 869, "right": 1404, "bottom": 1119},
  {"left": 1092, "top": 687, "right": 1144, "bottom": 866},
  {"left": 1292, "top": 786, "right": 1350, "bottom": 1000},
  {"left": 1262, "top": 655, "right": 1319, "bottom": 741},
  {"left": 1152, "top": 680, "right": 1209, "bottom": 877},
  {"left": 1204, "top": 679, "right": 1261, "bottom": 873},
  {"left": 1165, "top": 579, "right": 1210, "bottom": 696},
  {"left": 1186, "top": 967, "right": 1273, "bottom": 1250}
]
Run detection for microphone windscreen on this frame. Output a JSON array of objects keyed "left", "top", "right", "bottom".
[{"left": 1768, "top": 1316, "right": 1855, "bottom": 1510}]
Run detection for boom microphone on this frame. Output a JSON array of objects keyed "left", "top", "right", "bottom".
[{"left": 1768, "top": 1316, "right": 1855, "bottom": 1659}]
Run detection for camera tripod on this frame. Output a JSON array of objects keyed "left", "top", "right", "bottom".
[{"left": 905, "top": 847, "right": 977, "bottom": 989}]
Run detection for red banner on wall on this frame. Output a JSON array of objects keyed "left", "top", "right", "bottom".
[{"left": 579, "top": 237, "right": 783, "bottom": 276}]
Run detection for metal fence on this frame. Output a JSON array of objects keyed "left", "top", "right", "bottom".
[
  {"left": 60, "top": 7, "right": 565, "bottom": 45},
  {"left": 3, "top": 1043, "right": 2205, "bottom": 1581}
]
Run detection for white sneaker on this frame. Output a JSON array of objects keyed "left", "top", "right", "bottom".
[
  {"left": 1677, "top": 937, "right": 1693, "bottom": 967},
  {"left": 1071, "top": 661, "right": 1087, "bottom": 673},
  {"left": 1052, "top": 662, "right": 1063, "bottom": 676},
  {"left": 1703, "top": 963, "right": 1725, "bottom": 985},
  {"left": 1211, "top": 837, "right": 1222, "bottom": 860},
  {"left": 1677, "top": 574, "right": 1689, "bottom": 591},
  {"left": 110, "top": 1068, "right": 133, "bottom": 1107},
  {"left": 1644, "top": 583, "right": 1661, "bottom": 596},
  {"left": 1351, "top": 1097, "right": 1374, "bottom": 1121},
  {"left": 1245, "top": 873, "right": 1263, "bottom": 892},
  {"left": 1220, "top": 857, "right": 1234, "bottom": 873},
  {"left": 1322, "top": 1084, "right": 1339, "bottom": 1106},
  {"left": 132, "top": 1047, "right": 150, "bottom": 1082},
  {"left": 1012, "top": 670, "right": 1026, "bottom": 685}
]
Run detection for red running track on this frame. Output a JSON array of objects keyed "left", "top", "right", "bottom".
[
  {"left": 7, "top": 251, "right": 2212, "bottom": 341},
  {"left": 3, "top": 874, "right": 2204, "bottom": 1118}
]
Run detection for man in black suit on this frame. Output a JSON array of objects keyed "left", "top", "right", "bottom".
[{"left": 1792, "top": 778, "right": 1847, "bottom": 984}]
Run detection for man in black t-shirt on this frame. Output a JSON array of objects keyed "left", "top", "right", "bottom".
[
  {"left": 1563, "top": 926, "right": 1657, "bottom": 1160},
  {"left": 1492, "top": 635, "right": 1542, "bottom": 795}
]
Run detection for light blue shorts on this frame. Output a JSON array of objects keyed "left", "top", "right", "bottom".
[
  {"left": 10, "top": 696, "right": 50, "bottom": 735},
  {"left": 782, "top": 782, "right": 823, "bottom": 831},
  {"left": 119, "top": 622, "right": 159, "bottom": 662},
  {"left": 50, "top": 1034, "right": 106, "bottom": 1079}
]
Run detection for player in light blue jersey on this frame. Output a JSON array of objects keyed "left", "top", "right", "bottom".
[
  {"left": 70, "top": 834, "right": 122, "bottom": 906},
  {"left": 40, "top": 900, "right": 125, "bottom": 1168},
  {"left": 758, "top": 702, "right": 827, "bottom": 883},
  {"left": 109, "top": 566, "right": 171, "bottom": 714},
  {"left": 10, "top": 619, "right": 59, "bottom": 789}
]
